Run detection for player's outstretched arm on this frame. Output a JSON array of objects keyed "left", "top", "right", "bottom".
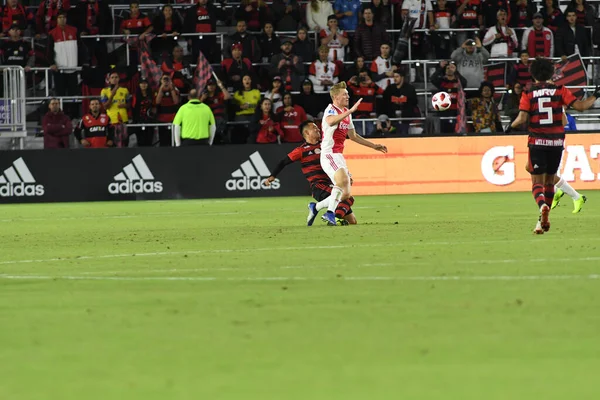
[
  {"left": 508, "top": 111, "right": 529, "bottom": 131},
  {"left": 263, "top": 157, "right": 294, "bottom": 186},
  {"left": 325, "top": 98, "right": 363, "bottom": 127},
  {"left": 569, "top": 86, "right": 599, "bottom": 112},
  {"left": 348, "top": 129, "right": 388, "bottom": 153}
]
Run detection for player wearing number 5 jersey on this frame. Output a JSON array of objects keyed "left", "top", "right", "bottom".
[
  {"left": 508, "top": 57, "right": 599, "bottom": 234},
  {"left": 320, "top": 82, "right": 388, "bottom": 225}
]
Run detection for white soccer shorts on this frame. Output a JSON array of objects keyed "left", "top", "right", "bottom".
[{"left": 321, "top": 153, "right": 348, "bottom": 185}]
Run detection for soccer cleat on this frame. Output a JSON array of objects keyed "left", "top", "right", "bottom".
[
  {"left": 306, "top": 202, "right": 319, "bottom": 226},
  {"left": 540, "top": 204, "right": 550, "bottom": 232},
  {"left": 533, "top": 220, "right": 544, "bottom": 235},
  {"left": 336, "top": 217, "right": 349, "bottom": 226},
  {"left": 321, "top": 211, "right": 337, "bottom": 226},
  {"left": 572, "top": 195, "right": 587, "bottom": 214},
  {"left": 551, "top": 188, "right": 564, "bottom": 209}
]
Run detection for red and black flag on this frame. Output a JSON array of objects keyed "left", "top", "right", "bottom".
[
  {"left": 193, "top": 50, "right": 215, "bottom": 93},
  {"left": 484, "top": 62, "right": 507, "bottom": 101},
  {"left": 455, "top": 76, "right": 467, "bottom": 135},
  {"left": 552, "top": 54, "right": 587, "bottom": 99},
  {"left": 134, "top": 34, "right": 161, "bottom": 92}
]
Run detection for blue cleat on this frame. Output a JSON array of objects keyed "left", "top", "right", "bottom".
[
  {"left": 306, "top": 202, "right": 319, "bottom": 226},
  {"left": 321, "top": 211, "right": 337, "bottom": 226}
]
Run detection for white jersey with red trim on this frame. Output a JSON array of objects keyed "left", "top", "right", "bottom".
[{"left": 321, "top": 103, "right": 354, "bottom": 154}]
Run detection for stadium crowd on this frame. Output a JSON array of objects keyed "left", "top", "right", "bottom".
[{"left": 1, "top": 0, "right": 600, "bottom": 147}]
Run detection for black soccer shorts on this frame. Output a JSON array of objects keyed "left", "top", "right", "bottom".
[{"left": 526, "top": 147, "right": 563, "bottom": 175}]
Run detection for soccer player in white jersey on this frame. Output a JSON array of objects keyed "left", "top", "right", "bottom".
[{"left": 318, "top": 82, "right": 388, "bottom": 225}]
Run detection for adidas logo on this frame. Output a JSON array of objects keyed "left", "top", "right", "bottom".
[
  {"left": 0, "top": 157, "right": 44, "bottom": 197},
  {"left": 226, "top": 151, "right": 280, "bottom": 191},
  {"left": 108, "top": 155, "right": 163, "bottom": 194}
]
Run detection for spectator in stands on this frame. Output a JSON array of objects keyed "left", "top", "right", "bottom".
[
  {"left": 36, "top": 0, "right": 70, "bottom": 35},
  {"left": 225, "top": 20, "right": 261, "bottom": 63},
  {"left": 382, "top": 69, "right": 419, "bottom": 135},
  {"left": 371, "top": 0, "right": 392, "bottom": 29},
  {"left": 354, "top": 6, "right": 389, "bottom": 61},
  {"left": 309, "top": 45, "right": 340, "bottom": 92},
  {"left": 510, "top": 50, "right": 533, "bottom": 86},
  {"left": 370, "top": 42, "right": 395, "bottom": 90},
  {"left": 482, "top": 0, "right": 509, "bottom": 27},
  {"left": 72, "top": 0, "right": 111, "bottom": 68},
  {"left": 48, "top": 11, "right": 79, "bottom": 117},
  {"left": 75, "top": 98, "right": 113, "bottom": 148},
  {"left": 235, "top": 0, "right": 270, "bottom": 33},
  {"left": 0, "top": 0, "right": 33, "bottom": 34},
  {"left": 131, "top": 79, "right": 155, "bottom": 147},
  {"left": 251, "top": 98, "right": 282, "bottom": 144},
  {"left": 451, "top": 37, "right": 489, "bottom": 91},
  {"left": 482, "top": 9, "right": 518, "bottom": 57},
  {"left": 200, "top": 78, "right": 230, "bottom": 144},
  {"left": 430, "top": 61, "right": 467, "bottom": 134},
  {"left": 271, "top": 0, "right": 302, "bottom": 32},
  {"left": 401, "top": 0, "right": 434, "bottom": 62},
  {"left": 431, "top": 0, "right": 455, "bottom": 59},
  {"left": 334, "top": 0, "right": 361, "bottom": 32},
  {"left": 306, "top": 0, "right": 334, "bottom": 32},
  {"left": 264, "top": 76, "right": 285, "bottom": 112},
  {"left": 510, "top": 0, "right": 536, "bottom": 42},
  {"left": 258, "top": 22, "right": 281, "bottom": 62},
  {"left": 184, "top": 0, "right": 225, "bottom": 64},
  {"left": 151, "top": 4, "right": 183, "bottom": 63},
  {"left": 521, "top": 13, "right": 554, "bottom": 58},
  {"left": 270, "top": 38, "right": 304, "bottom": 91},
  {"left": 566, "top": 0, "right": 595, "bottom": 28},
  {"left": 556, "top": 10, "right": 591, "bottom": 60},
  {"left": 343, "top": 55, "right": 370, "bottom": 81},
  {"left": 540, "top": 0, "right": 564, "bottom": 35},
  {"left": 233, "top": 74, "right": 260, "bottom": 124},
  {"left": 101, "top": 71, "right": 130, "bottom": 125},
  {"left": 161, "top": 45, "right": 193, "bottom": 94},
  {"left": 292, "top": 26, "right": 314, "bottom": 62},
  {"left": 294, "top": 78, "right": 323, "bottom": 119},
  {"left": 347, "top": 70, "right": 383, "bottom": 136},
  {"left": 454, "top": 0, "right": 483, "bottom": 47},
  {"left": 277, "top": 92, "right": 307, "bottom": 142},
  {"left": 320, "top": 15, "right": 349, "bottom": 62},
  {"left": 0, "top": 26, "right": 33, "bottom": 71},
  {"left": 504, "top": 81, "right": 523, "bottom": 127},
  {"left": 43, "top": 98, "right": 72, "bottom": 149},
  {"left": 221, "top": 42, "right": 254, "bottom": 91},
  {"left": 155, "top": 73, "right": 180, "bottom": 147},
  {"left": 120, "top": 1, "right": 153, "bottom": 66},
  {"left": 470, "top": 81, "right": 501, "bottom": 133}
]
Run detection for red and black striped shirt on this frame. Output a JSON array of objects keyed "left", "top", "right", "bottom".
[
  {"left": 519, "top": 82, "right": 576, "bottom": 147},
  {"left": 514, "top": 62, "right": 532, "bottom": 86},
  {"left": 287, "top": 142, "right": 330, "bottom": 188}
]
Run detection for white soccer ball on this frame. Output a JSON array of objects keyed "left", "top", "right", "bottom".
[{"left": 431, "top": 91, "right": 452, "bottom": 111}]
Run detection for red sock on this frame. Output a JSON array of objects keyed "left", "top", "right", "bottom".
[
  {"left": 532, "top": 183, "right": 545, "bottom": 208},
  {"left": 544, "top": 184, "right": 555, "bottom": 207},
  {"left": 335, "top": 196, "right": 355, "bottom": 219}
]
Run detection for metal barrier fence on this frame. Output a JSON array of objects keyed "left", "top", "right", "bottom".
[{"left": 0, "top": 66, "right": 27, "bottom": 149}]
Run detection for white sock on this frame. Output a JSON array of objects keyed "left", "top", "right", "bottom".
[
  {"left": 315, "top": 197, "right": 330, "bottom": 211},
  {"left": 327, "top": 186, "right": 343, "bottom": 213},
  {"left": 556, "top": 177, "right": 580, "bottom": 200}
]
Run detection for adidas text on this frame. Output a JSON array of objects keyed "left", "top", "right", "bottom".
[
  {"left": 108, "top": 181, "right": 163, "bottom": 194},
  {"left": 226, "top": 177, "right": 279, "bottom": 191},
  {"left": 0, "top": 183, "right": 45, "bottom": 197}
]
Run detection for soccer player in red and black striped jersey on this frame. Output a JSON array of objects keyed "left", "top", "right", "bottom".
[
  {"left": 508, "top": 57, "right": 599, "bottom": 234},
  {"left": 264, "top": 121, "right": 357, "bottom": 226}
]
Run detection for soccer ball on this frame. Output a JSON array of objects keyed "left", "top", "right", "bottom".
[{"left": 431, "top": 91, "right": 452, "bottom": 111}]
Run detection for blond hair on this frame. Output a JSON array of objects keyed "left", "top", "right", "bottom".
[{"left": 329, "top": 81, "right": 347, "bottom": 100}]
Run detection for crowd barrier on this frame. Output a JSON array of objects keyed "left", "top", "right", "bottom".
[
  {"left": 2, "top": 134, "right": 600, "bottom": 204},
  {"left": 345, "top": 133, "right": 600, "bottom": 195},
  {"left": 0, "top": 145, "right": 308, "bottom": 204}
]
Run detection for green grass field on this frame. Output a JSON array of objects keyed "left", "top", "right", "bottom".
[{"left": 2, "top": 193, "right": 600, "bottom": 399}]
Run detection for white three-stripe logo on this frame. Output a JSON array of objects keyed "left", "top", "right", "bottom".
[
  {"left": 114, "top": 155, "right": 155, "bottom": 181},
  {"left": 0, "top": 157, "right": 36, "bottom": 184},
  {"left": 231, "top": 151, "right": 271, "bottom": 177}
]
